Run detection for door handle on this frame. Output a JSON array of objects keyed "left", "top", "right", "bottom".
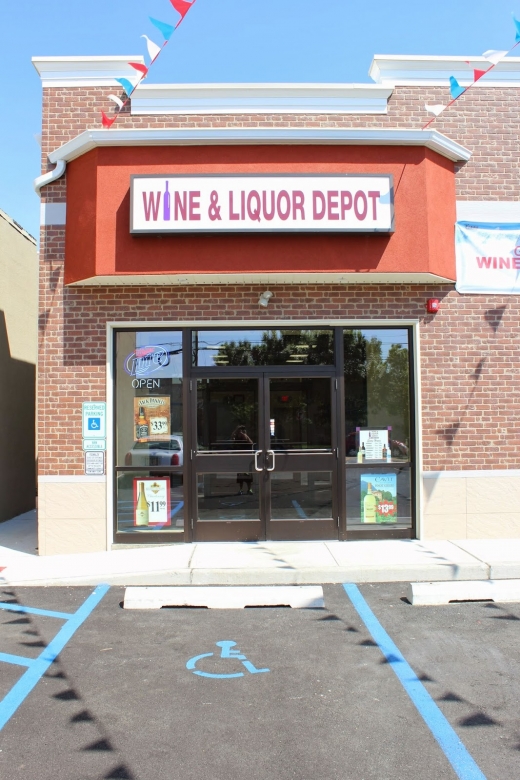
[
  {"left": 254, "top": 450, "right": 263, "bottom": 472},
  {"left": 266, "top": 450, "right": 275, "bottom": 472}
]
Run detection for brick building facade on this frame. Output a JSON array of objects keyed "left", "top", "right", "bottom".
[{"left": 33, "top": 54, "right": 520, "bottom": 554}]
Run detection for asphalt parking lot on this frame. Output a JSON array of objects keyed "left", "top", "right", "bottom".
[{"left": 0, "top": 583, "right": 519, "bottom": 780}]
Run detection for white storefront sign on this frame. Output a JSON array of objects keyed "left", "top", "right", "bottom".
[
  {"left": 456, "top": 222, "right": 520, "bottom": 294},
  {"left": 130, "top": 174, "right": 394, "bottom": 233}
]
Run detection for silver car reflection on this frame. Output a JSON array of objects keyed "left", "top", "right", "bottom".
[{"left": 125, "top": 435, "right": 183, "bottom": 467}]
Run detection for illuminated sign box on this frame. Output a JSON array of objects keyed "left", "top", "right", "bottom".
[{"left": 130, "top": 174, "right": 394, "bottom": 234}]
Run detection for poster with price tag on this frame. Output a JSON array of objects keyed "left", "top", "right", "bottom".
[
  {"left": 360, "top": 473, "right": 397, "bottom": 523},
  {"left": 134, "top": 397, "right": 171, "bottom": 441},
  {"left": 133, "top": 478, "right": 171, "bottom": 526}
]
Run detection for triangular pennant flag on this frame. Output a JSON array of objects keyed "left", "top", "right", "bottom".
[
  {"left": 425, "top": 104, "right": 447, "bottom": 117},
  {"left": 473, "top": 69, "right": 487, "bottom": 82},
  {"left": 170, "top": 0, "right": 194, "bottom": 22},
  {"left": 129, "top": 62, "right": 149, "bottom": 76},
  {"left": 115, "top": 78, "right": 136, "bottom": 97},
  {"left": 149, "top": 16, "right": 174, "bottom": 41},
  {"left": 513, "top": 14, "right": 520, "bottom": 42},
  {"left": 101, "top": 111, "right": 116, "bottom": 129},
  {"left": 482, "top": 49, "right": 508, "bottom": 65},
  {"left": 449, "top": 76, "right": 465, "bottom": 100},
  {"left": 141, "top": 35, "right": 161, "bottom": 62},
  {"left": 108, "top": 94, "right": 125, "bottom": 110}
]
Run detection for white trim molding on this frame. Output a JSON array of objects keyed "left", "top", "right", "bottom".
[
  {"left": 130, "top": 82, "right": 393, "bottom": 115},
  {"left": 40, "top": 202, "right": 66, "bottom": 226},
  {"left": 32, "top": 55, "right": 145, "bottom": 88},
  {"left": 47, "top": 127, "right": 471, "bottom": 166},
  {"left": 423, "top": 470, "right": 520, "bottom": 479},
  {"left": 67, "top": 272, "right": 455, "bottom": 287},
  {"left": 38, "top": 475, "right": 107, "bottom": 483},
  {"left": 370, "top": 54, "right": 520, "bottom": 87},
  {"left": 456, "top": 201, "right": 520, "bottom": 223}
]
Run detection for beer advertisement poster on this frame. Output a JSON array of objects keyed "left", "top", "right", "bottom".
[
  {"left": 133, "top": 478, "right": 171, "bottom": 526},
  {"left": 360, "top": 473, "right": 397, "bottom": 523},
  {"left": 134, "top": 396, "right": 171, "bottom": 441}
]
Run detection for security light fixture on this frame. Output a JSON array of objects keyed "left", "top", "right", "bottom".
[{"left": 258, "top": 290, "right": 273, "bottom": 307}]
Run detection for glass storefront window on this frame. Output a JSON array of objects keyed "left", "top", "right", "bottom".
[
  {"left": 346, "top": 464, "right": 412, "bottom": 529},
  {"left": 115, "top": 331, "right": 183, "bottom": 537},
  {"left": 116, "top": 471, "right": 184, "bottom": 533},
  {"left": 193, "top": 329, "right": 334, "bottom": 367},
  {"left": 344, "top": 328, "right": 411, "bottom": 462},
  {"left": 271, "top": 472, "right": 333, "bottom": 520},
  {"left": 197, "top": 378, "right": 259, "bottom": 451},
  {"left": 269, "top": 378, "right": 331, "bottom": 450},
  {"left": 113, "top": 325, "right": 415, "bottom": 542},
  {"left": 197, "top": 473, "right": 260, "bottom": 521},
  {"left": 115, "top": 331, "right": 183, "bottom": 467}
]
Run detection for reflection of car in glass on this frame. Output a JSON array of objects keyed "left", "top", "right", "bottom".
[
  {"left": 125, "top": 435, "right": 184, "bottom": 466},
  {"left": 345, "top": 432, "right": 408, "bottom": 459}
]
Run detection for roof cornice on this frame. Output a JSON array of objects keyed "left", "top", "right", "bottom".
[
  {"left": 370, "top": 54, "right": 520, "bottom": 86},
  {"left": 32, "top": 55, "right": 145, "bottom": 87},
  {"left": 130, "top": 82, "right": 393, "bottom": 116},
  {"left": 47, "top": 127, "right": 471, "bottom": 165}
]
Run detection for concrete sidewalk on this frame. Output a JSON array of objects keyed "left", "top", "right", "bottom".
[{"left": 1, "top": 511, "right": 520, "bottom": 586}]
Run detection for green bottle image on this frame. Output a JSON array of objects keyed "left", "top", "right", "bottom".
[{"left": 363, "top": 481, "right": 377, "bottom": 523}]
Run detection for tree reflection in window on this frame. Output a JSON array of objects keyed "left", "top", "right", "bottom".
[
  {"left": 210, "top": 329, "right": 335, "bottom": 366},
  {"left": 344, "top": 329, "right": 410, "bottom": 457}
]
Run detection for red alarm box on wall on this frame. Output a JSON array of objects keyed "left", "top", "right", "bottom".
[{"left": 426, "top": 298, "right": 440, "bottom": 314}]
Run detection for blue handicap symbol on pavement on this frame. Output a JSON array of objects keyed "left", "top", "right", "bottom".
[
  {"left": 186, "top": 641, "right": 270, "bottom": 679},
  {"left": 87, "top": 418, "right": 101, "bottom": 431}
]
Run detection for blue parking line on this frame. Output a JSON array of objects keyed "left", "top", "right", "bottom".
[
  {"left": 0, "top": 652, "right": 35, "bottom": 668},
  {"left": 291, "top": 500, "right": 307, "bottom": 519},
  {"left": 0, "top": 584, "right": 110, "bottom": 731},
  {"left": 171, "top": 500, "right": 184, "bottom": 517},
  {"left": 343, "top": 584, "right": 487, "bottom": 780},
  {"left": 0, "top": 602, "right": 73, "bottom": 620}
]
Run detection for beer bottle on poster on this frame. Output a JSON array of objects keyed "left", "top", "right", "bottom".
[
  {"left": 135, "top": 481, "right": 149, "bottom": 526},
  {"left": 363, "top": 482, "right": 377, "bottom": 523},
  {"left": 136, "top": 406, "right": 149, "bottom": 441}
]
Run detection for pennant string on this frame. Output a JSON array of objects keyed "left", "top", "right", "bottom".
[
  {"left": 100, "top": 0, "right": 197, "bottom": 128},
  {"left": 422, "top": 27, "right": 520, "bottom": 129},
  {"left": 170, "top": 0, "right": 196, "bottom": 26},
  {"left": 149, "top": 16, "right": 175, "bottom": 40},
  {"left": 108, "top": 94, "right": 125, "bottom": 109},
  {"left": 141, "top": 35, "right": 162, "bottom": 62}
]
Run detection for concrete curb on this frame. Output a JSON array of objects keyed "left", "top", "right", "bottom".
[
  {"left": 408, "top": 579, "right": 520, "bottom": 605},
  {"left": 0, "top": 562, "right": 491, "bottom": 587}
]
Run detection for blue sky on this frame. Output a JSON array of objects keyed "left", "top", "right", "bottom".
[{"left": 1, "top": 0, "right": 519, "bottom": 239}]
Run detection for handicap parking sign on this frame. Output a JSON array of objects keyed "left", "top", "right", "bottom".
[{"left": 82, "top": 402, "right": 106, "bottom": 439}]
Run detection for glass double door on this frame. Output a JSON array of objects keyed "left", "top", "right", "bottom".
[{"left": 193, "top": 373, "right": 338, "bottom": 541}]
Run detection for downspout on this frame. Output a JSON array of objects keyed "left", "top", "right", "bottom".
[{"left": 33, "top": 158, "right": 66, "bottom": 195}]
